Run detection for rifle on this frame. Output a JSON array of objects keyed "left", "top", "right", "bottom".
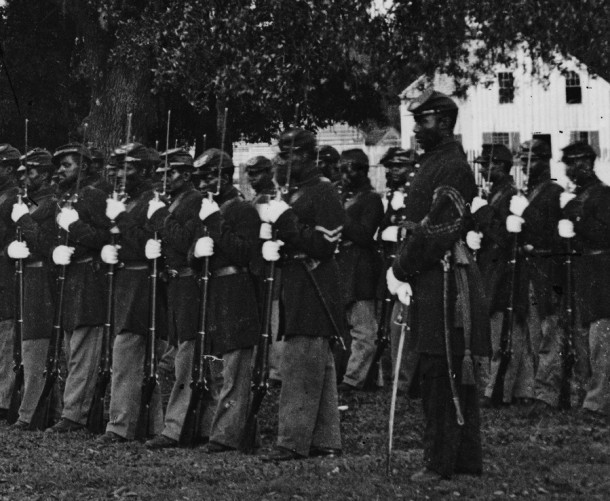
[
  {"left": 241, "top": 230, "right": 277, "bottom": 452},
  {"left": 135, "top": 110, "right": 170, "bottom": 440},
  {"left": 29, "top": 228, "right": 68, "bottom": 430},
  {"left": 558, "top": 238, "right": 576, "bottom": 409},
  {"left": 490, "top": 234, "right": 518, "bottom": 406},
  {"left": 7, "top": 207, "right": 25, "bottom": 425},
  {"left": 87, "top": 227, "right": 117, "bottom": 433},
  {"left": 179, "top": 229, "right": 214, "bottom": 446}
]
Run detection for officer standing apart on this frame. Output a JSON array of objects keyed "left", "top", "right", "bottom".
[
  {"left": 335, "top": 149, "right": 384, "bottom": 391},
  {"left": 261, "top": 128, "right": 345, "bottom": 461},
  {"left": 507, "top": 140, "right": 565, "bottom": 416},
  {"left": 387, "top": 91, "right": 490, "bottom": 480},
  {"left": 46, "top": 142, "right": 110, "bottom": 433},
  {"left": 97, "top": 143, "right": 165, "bottom": 444},
  {"left": 558, "top": 141, "right": 610, "bottom": 419},
  {"left": 468, "top": 144, "right": 534, "bottom": 407},
  {"left": 8, "top": 149, "right": 59, "bottom": 429}
]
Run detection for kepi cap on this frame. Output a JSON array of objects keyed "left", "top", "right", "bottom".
[
  {"left": 561, "top": 141, "right": 597, "bottom": 162},
  {"left": 407, "top": 89, "right": 458, "bottom": 116},
  {"left": 474, "top": 143, "right": 513, "bottom": 165}
]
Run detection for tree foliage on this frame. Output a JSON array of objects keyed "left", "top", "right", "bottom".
[{"left": 0, "top": 0, "right": 608, "bottom": 153}]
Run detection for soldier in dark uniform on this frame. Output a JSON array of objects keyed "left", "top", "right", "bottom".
[
  {"left": 45, "top": 143, "right": 110, "bottom": 433},
  {"left": 188, "top": 148, "right": 261, "bottom": 452},
  {"left": 334, "top": 149, "right": 384, "bottom": 391},
  {"left": 143, "top": 148, "right": 206, "bottom": 449},
  {"left": 260, "top": 128, "right": 345, "bottom": 461},
  {"left": 8, "top": 149, "right": 58, "bottom": 429},
  {"left": 378, "top": 148, "right": 419, "bottom": 387},
  {"left": 387, "top": 91, "right": 490, "bottom": 480},
  {"left": 245, "top": 155, "right": 284, "bottom": 383},
  {"left": 468, "top": 144, "right": 534, "bottom": 406},
  {"left": 507, "top": 139, "right": 565, "bottom": 415},
  {"left": 0, "top": 144, "right": 22, "bottom": 419},
  {"left": 557, "top": 142, "right": 610, "bottom": 418},
  {"left": 88, "top": 146, "right": 113, "bottom": 195},
  {"left": 316, "top": 145, "right": 341, "bottom": 184},
  {"left": 95, "top": 143, "right": 165, "bottom": 443}
]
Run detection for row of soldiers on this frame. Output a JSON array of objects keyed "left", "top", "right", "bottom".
[{"left": 0, "top": 89, "right": 608, "bottom": 480}]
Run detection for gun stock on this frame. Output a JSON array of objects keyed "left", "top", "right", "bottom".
[
  {"left": 8, "top": 224, "right": 25, "bottom": 424},
  {"left": 558, "top": 239, "right": 576, "bottom": 409},
  {"left": 87, "top": 231, "right": 117, "bottom": 433},
  {"left": 490, "top": 235, "right": 519, "bottom": 406},
  {"left": 180, "top": 231, "right": 213, "bottom": 447},
  {"left": 241, "top": 248, "right": 276, "bottom": 453},
  {"left": 363, "top": 288, "right": 393, "bottom": 390},
  {"left": 135, "top": 240, "right": 159, "bottom": 441}
]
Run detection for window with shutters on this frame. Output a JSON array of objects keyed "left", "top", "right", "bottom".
[
  {"left": 569, "top": 130, "right": 600, "bottom": 153},
  {"left": 498, "top": 72, "right": 515, "bottom": 104},
  {"left": 566, "top": 72, "right": 582, "bottom": 104}
]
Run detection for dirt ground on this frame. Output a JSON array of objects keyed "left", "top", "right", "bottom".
[{"left": 0, "top": 382, "right": 609, "bottom": 500}]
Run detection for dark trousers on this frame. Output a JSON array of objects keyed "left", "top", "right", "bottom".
[{"left": 419, "top": 354, "right": 482, "bottom": 478}]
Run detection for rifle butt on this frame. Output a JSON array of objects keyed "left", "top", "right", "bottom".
[
  {"left": 179, "top": 395, "right": 203, "bottom": 447},
  {"left": 7, "top": 367, "right": 24, "bottom": 424},
  {"left": 134, "top": 381, "right": 157, "bottom": 441},
  {"left": 240, "top": 416, "right": 258, "bottom": 454},
  {"left": 29, "top": 379, "right": 57, "bottom": 431},
  {"left": 87, "top": 394, "right": 107, "bottom": 434}
]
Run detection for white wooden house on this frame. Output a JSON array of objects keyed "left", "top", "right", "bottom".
[{"left": 400, "top": 55, "right": 610, "bottom": 185}]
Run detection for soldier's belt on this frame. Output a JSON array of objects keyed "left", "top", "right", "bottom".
[
  {"left": 121, "top": 262, "right": 148, "bottom": 271},
  {"left": 75, "top": 256, "right": 94, "bottom": 264},
  {"left": 522, "top": 247, "right": 552, "bottom": 257},
  {"left": 24, "top": 261, "right": 44, "bottom": 268},
  {"left": 339, "top": 240, "right": 354, "bottom": 248},
  {"left": 167, "top": 267, "right": 194, "bottom": 279},
  {"left": 584, "top": 249, "right": 610, "bottom": 256},
  {"left": 285, "top": 252, "right": 309, "bottom": 261},
  {"left": 211, "top": 266, "right": 248, "bottom": 278}
]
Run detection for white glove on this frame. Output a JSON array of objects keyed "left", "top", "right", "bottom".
[
  {"left": 471, "top": 196, "right": 488, "bottom": 214},
  {"left": 199, "top": 198, "right": 220, "bottom": 222},
  {"left": 466, "top": 231, "right": 483, "bottom": 251},
  {"left": 100, "top": 244, "right": 119, "bottom": 264},
  {"left": 386, "top": 267, "right": 405, "bottom": 295},
  {"left": 52, "top": 245, "right": 75, "bottom": 266},
  {"left": 147, "top": 199, "right": 166, "bottom": 219},
  {"left": 106, "top": 198, "right": 126, "bottom": 221},
  {"left": 506, "top": 215, "right": 525, "bottom": 233},
  {"left": 11, "top": 202, "right": 29, "bottom": 223},
  {"left": 396, "top": 282, "right": 413, "bottom": 306},
  {"left": 145, "top": 239, "right": 162, "bottom": 260},
  {"left": 265, "top": 200, "right": 290, "bottom": 224},
  {"left": 259, "top": 222, "right": 273, "bottom": 240},
  {"left": 57, "top": 207, "right": 79, "bottom": 231},
  {"left": 509, "top": 194, "right": 529, "bottom": 217},
  {"left": 7, "top": 240, "right": 30, "bottom": 259},
  {"left": 262, "top": 240, "right": 284, "bottom": 261},
  {"left": 560, "top": 192, "right": 576, "bottom": 209},
  {"left": 390, "top": 191, "right": 406, "bottom": 211},
  {"left": 558, "top": 219, "right": 575, "bottom": 239},
  {"left": 380, "top": 225, "right": 399, "bottom": 243},
  {"left": 193, "top": 236, "right": 214, "bottom": 258}
]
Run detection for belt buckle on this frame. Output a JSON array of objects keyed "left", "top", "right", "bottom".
[{"left": 168, "top": 269, "right": 178, "bottom": 279}]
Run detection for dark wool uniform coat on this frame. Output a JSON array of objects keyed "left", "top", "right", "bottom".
[
  {"left": 563, "top": 179, "right": 610, "bottom": 324},
  {"left": 56, "top": 185, "right": 110, "bottom": 332},
  {"left": 112, "top": 180, "right": 167, "bottom": 338},
  {"left": 336, "top": 181, "right": 384, "bottom": 305},
  {"left": 391, "top": 140, "right": 490, "bottom": 359},
  {"left": 18, "top": 186, "right": 58, "bottom": 340},
  {"left": 520, "top": 178, "right": 564, "bottom": 319},
  {"left": 472, "top": 178, "right": 529, "bottom": 318},
  {"left": 0, "top": 182, "right": 20, "bottom": 320},
  {"left": 147, "top": 186, "right": 203, "bottom": 346},
  {"left": 274, "top": 171, "right": 346, "bottom": 339},
  {"left": 190, "top": 187, "right": 261, "bottom": 356}
]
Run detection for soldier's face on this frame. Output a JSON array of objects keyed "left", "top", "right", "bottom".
[
  {"left": 413, "top": 115, "right": 443, "bottom": 151},
  {"left": 388, "top": 165, "right": 410, "bottom": 185},
  {"left": 247, "top": 169, "right": 272, "bottom": 193},
  {"left": 118, "top": 162, "right": 144, "bottom": 193},
  {"left": 0, "top": 164, "right": 14, "bottom": 185},
  {"left": 520, "top": 157, "right": 549, "bottom": 180},
  {"left": 167, "top": 168, "right": 190, "bottom": 194},
  {"left": 26, "top": 167, "right": 44, "bottom": 193},
  {"left": 481, "top": 160, "right": 509, "bottom": 183},
  {"left": 565, "top": 158, "right": 594, "bottom": 185},
  {"left": 57, "top": 154, "right": 84, "bottom": 189}
]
